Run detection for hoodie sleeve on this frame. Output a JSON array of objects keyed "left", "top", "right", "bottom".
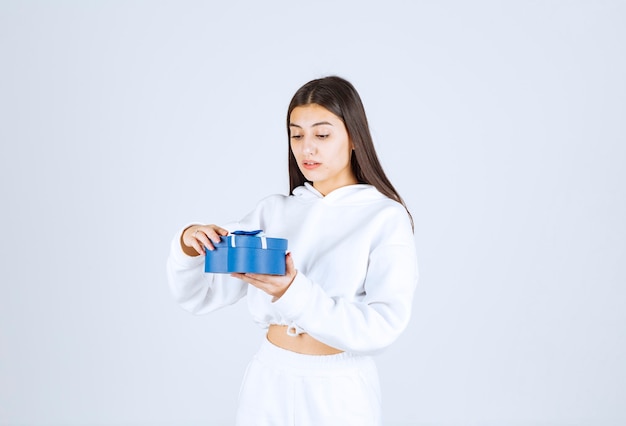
[
  {"left": 166, "top": 226, "right": 247, "bottom": 314},
  {"left": 166, "top": 194, "right": 287, "bottom": 315},
  {"left": 271, "top": 211, "right": 419, "bottom": 354}
]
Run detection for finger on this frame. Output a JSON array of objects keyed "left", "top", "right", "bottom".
[
  {"left": 191, "top": 228, "right": 213, "bottom": 251},
  {"left": 232, "top": 273, "right": 271, "bottom": 289},
  {"left": 191, "top": 240, "right": 206, "bottom": 255},
  {"left": 242, "top": 272, "right": 264, "bottom": 281},
  {"left": 204, "top": 227, "right": 225, "bottom": 245},
  {"left": 285, "top": 252, "right": 295, "bottom": 274},
  {"left": 215, "top": 226, "right": 229, "bottom": 237},
  {"left": 182, "top": 227, "right": 205, "bottom": 254},
  {"left": 230, "top": 272, "right": 254, "bottom": 284},
  {"left": 241, "top": 273, "right": 269, "bottom": 285}
]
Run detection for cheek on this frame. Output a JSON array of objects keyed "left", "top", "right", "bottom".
[
  {"left": 290, "top": 143, "right": 300, "bottom": 157},
  {"left": 335, "top": 146, "right": 353, "bottom": 165}
]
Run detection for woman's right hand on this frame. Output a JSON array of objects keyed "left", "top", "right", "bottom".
[{"left": 181, "top": 224, "right": 229, "bottom": 256}]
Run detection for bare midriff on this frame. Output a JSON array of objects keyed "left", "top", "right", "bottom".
[{"left": 267, "top": 325, "right": 344, "bottom": 355}]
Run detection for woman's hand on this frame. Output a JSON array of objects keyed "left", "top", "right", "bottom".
[
  {"left": 231, "top": 252, "right": 298, "bottom": 300},
  {"left": 181, "top": 224, "right": 229, "bottom": 256}
]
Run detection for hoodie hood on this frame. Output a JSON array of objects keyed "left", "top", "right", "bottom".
[{"left": 292, "top": 182, "right": 389, "bottom": 205}]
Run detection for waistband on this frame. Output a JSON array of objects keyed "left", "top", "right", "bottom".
[{"left": 255, "top": 337, "right": 372, "bottom": 374}]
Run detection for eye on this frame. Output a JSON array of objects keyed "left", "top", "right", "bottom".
[
  {"left": 290, "top": 135, "right": 303, "bottom": 140},
  {"left": 316, "top": 134, "right": 329, "bottom": 139}
]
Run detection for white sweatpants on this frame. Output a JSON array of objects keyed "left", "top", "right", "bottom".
[{"left": 235, "top": 338, "right": 382, "bottom": 426}]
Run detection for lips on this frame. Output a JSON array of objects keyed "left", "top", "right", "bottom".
[{"left": 302, "top": 161, "right": 321, "bottom": 170}]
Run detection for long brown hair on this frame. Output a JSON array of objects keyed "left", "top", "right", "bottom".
[{"left": 287, "top": 76, "right": 413, "bottom": 230}]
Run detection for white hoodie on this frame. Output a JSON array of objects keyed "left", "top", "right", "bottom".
[{"left": 167, "top": 183, "right": 418, "bottom": 354}]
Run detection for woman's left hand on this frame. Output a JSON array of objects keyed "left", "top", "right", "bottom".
[{"left": 231, "top": 252, "right": 297, "bottom": 300}]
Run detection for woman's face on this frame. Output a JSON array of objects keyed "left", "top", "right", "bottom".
[{"left": 289, "top": 103, "right": 357, "bottom": 195}]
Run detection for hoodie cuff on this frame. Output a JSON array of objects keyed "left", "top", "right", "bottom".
[{"left": 272, "top": 271, "right": 313, "bottom": 320}]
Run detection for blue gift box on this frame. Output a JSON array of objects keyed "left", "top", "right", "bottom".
[{"left": 204, "top": 230, "right": 288, "bottom": 275}]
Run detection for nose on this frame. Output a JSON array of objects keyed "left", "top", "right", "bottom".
[{"left": 302, "top": 136, "right": 316, "bottom": 156}]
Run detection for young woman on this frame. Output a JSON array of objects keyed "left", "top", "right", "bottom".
[{"left": 167, "top": 76, "right": 418, "bottom": 425}]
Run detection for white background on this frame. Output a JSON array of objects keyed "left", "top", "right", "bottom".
[{"left": 1, "top": 1, "right": 625, "bottom": 425}]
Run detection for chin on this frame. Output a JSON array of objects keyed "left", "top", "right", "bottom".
[{"left": 299, "top": 170, "right": 316, "bottom": 182}]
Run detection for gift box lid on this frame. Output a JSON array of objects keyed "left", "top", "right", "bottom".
[{"left": 220, "top": 230, "right": 288, "bottom": 250}]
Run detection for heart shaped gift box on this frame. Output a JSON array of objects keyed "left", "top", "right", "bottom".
[{"left": 204, "top": 230, "right": 288, "bottom": 276}]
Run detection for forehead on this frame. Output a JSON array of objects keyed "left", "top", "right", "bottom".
[{"left": 290, "top": 104, "right": 343, "bottom": 126}]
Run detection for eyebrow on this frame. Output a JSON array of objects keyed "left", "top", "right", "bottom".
[{"left": 289, "top": 121, "right": 334, "bottom": 128}]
